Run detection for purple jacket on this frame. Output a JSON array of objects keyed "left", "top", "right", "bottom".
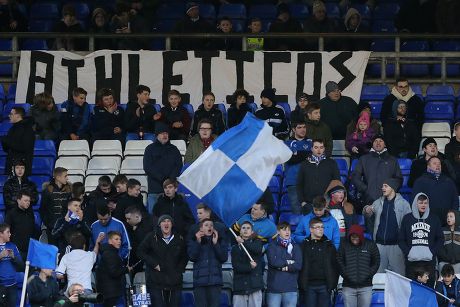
[{"left": 345, "top": 128, "right": 375, "bottom": 155}]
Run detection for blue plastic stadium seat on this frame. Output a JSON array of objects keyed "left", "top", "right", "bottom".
[
  {"left": 398, "top": 158, "right": 412, "bottom": 175},
  {"left": 32, "top": 157, "right": 55, "bottom": 177},
  {"left": 425, "top": 85, "right": 456, "bottom": 102},
  {"left": 432, "top": 41, "right": 460, "bottom": 76},
  {"left": 30, "top": 2, "right": 60, "bottom": 20},
  {"left": 279, "top": 194, "right": 291, "bottom": 212},
  {"left": 183, "top": 103, "right": 194, "bottom": 118},
  {"left": 367, "top": 40, "right": 395, "bottom": 77},
  {"left": 248, "top": 102, "right": 257, "bottom": 114},
  {"left": 218, "top": 3, "right": 247, "bottom": 20},
  {"left": 334, "top": 158, "right": 349, "bottom": 176},
  {"left": 373, "top": 3, "right": 400, "bottom": 19},
  {"left": 371, "top": 19, "right": 397, "bottom": 33},
  {"left": 361, "top": 84, "right": 390, "bottom": 101},
  {"left": 28, "top": 19, "right": 55, "bottom": 32},
  {"left": 7, "top": 84, "right": 16, "bottom": 103},
  {"left": 21, "top": 39, "right": 48, "bottom": 51},
  {"left": 73, "top": 2, "right": 90, "bottom": 20},
  {"left": 351, "top": 4, "right": 371, "bottom": 19},
  {"left": 216, "top": 103, "right": 227, "bottom": 122},
  {"left": 34, "top": 140, "right": 56, "bottom": 158},
  {"left": 356, "top": 214, "right": 365, "bottom": 227},
  {"left": 424, "top": 101, "right": 454, "bottom": 123},
  {"left": 0, "top": 193, "right": 4, "bottom": 210},
  {"left": 401, "top": 41, "right": 430, "bottom": 77},
  {"left": 30, "top": 176, "right": 51, "bottom": 193},
  {"left": 181, "top": 291, "right": 195, "bottom": 307},
  {"left": 126, "top": 133, "right": 155, "bottom": 142},
  {"left": 279, "top": 212, "right": 302, "bottom": 231},
  {"left": 274, "top": 164, "right": 283, "bottom": 178},
  {"left": 0, "top": 175, "right": 8, "bottom": 193},
  {"left": 288, "top": 3, "right": 309, "bottom": 21},
  {"left": 0, "top": 210, "right": 4, "bottom": 223},
  {"left": 325, "top": 2, "right": 340, "bottom": 19},
  {"left": 33, "top": 210, "right": 42, "bottom": 229},
  {"left": 199, "top": 3, "right": 216, "bottom": 21},
  {"left": 0, "top": 39, "right": 12, "bottom": 76},
  {"left": 249, "top": 4, "right": 277, "bottom": 20},
  {"left": 269, "top": 212, "right": 277, "bottom": 223},
  {"left": 230, "top": 19, "right": 245, "bottom": 32},
  {"left": 268, "top": 176, "right": 281, "bottom": 195},
  {"left": 371, "top": 291, "right": 385, "bottom": 306},
  {"left": 368, "top": 101, "right": 383, "bottom": 120},
  {"left": 220, "top": 291, "right": 231, "bottom": 307},
  {"left": 152, "top": 19, "right": 178, "bottom": 33},
  {"left": 156, "top": 3, "right": 185, "bottom": 20},
  {"left": 276, "top": 102, "right": 291, "bottom": 120},
  {"left": 335, "top": 292, "right": 344, "bottom": 307},
  {"left": 350, "top": 159, "right": 359, "bottom": 172},
  {"left": 0, "top": 123, "right": 11, "bottom": 136}
]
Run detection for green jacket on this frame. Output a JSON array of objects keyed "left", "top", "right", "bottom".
[
  {"left": 184, "top": 134, "right": 217, "bottom": 164},
  {"left": 305, "top": 119, "right": 333, "bottom": 157}
]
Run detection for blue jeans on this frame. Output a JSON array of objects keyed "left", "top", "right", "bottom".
[
  {"left": 147, "top": 193, "right": 161, "bottom": 215},
  {"left": 266, "top": 292, "right": 298, "bottom": 307},
  {"left": 342, "top": 286, "right": 372, "bottom": 307},
  {"left": 304, "top": 285, "right": 330, "bottom": 307},
  {"left": 194, "top": 285, "right": 221, "bottom": 307},
  {"left": 287, "top": 186, "right": 300, "bottom": 214}
]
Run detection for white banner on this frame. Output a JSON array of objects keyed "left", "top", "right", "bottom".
[{"left": 16, "top": 50, "right": 370, "bottom": 109}]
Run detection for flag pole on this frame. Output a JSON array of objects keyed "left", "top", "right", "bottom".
[
  {"left": 228, "top": 227, "right": 255, "bottom": 262},
  {"left": 19, "top": 260, "right": 30, "bottom": 307}
]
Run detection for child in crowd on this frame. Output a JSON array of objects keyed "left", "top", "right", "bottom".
[
  {"left": 159, "top": 89, "right": 191, "bottom": 141},
  {"left": 345, "top": 111, "right": 375, "bottom": 157},
  {"left": 191, "top": 91, "right": 225, "bottom": 136},
  {"left": 215, "top": 16, "right": 241, "bottom": 51},
  {"left": 438, "top": 210, "right": 460, "bottom": 273},
  {"left": 436, "top": 264, "right": 460, "bottom": 307},
  {"left": 247, "top": 17, "right": 264, "bottom": 51},
  {"left": 290, "top": 93, "right": 311, "bottom": 124},
  {"left": 27, "top": 267, "right": 60, "bottom": 307},
  {"left": 60, "top": 87, "right": 91, "bottom": 141},
  {"left": 414, "top": 267, "right": 430, "bottom": 285}
]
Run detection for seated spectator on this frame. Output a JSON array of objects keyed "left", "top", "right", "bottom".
[
  {"left": 52, "top": 198, "right": 92, "bottom": 255},
  {"left": 383, "top": 100, "right": 420, "bottom": 159},
  {"left": 40, "top": 167, "right": 72, "bottom": 245},
  {"left": 435, "top": 264, "right": 460, "bottom": 307},
  {"left": 2, "top": 106, "right": 35, "bottom": 177},
  {"left": 0, "top": 0, "right": 26, "bottom": 32},
  {"left": 52, "top": 4, "right": 85, "bottom": 51},
  {"left": 125, "top": 85, "right": 160, "bottom": 135},
  {"left": 325, "top": 181, "right": 358, "bottom": 238},
  {"left": 113, "top": 174, "right": 128, "bottom": 194},
  {"left": 185, "top": 119, "right": 217, "bottom": 164},
  {"left": 84, "top": 175, "right": 117, "bottom": 225},
  {"left": 227, "top": 89, "right": 251, "bottom": 128},
  {"left": 214, "top": 17, "right": 242, "bottom": 51},
  {"left": 231, "top": 221, "right": 264, "bottom": 307},
  {"left": 408, "top": 138, "right": 456, "bottom": 187},
  {"left": 113, "top": 178, "right": 148, "bottom": 222},
  {"left": 90, "top": 88, "right": 125, "bottom": 143},
  {"left": 27, "top": 267, "right": 59, "bottom": 307},
  {"left": 284, "top": 121, "right": 312, "bottom": 214},
  {"left": 345, "top": 111, "right": 375, "bottom": 158},
  {"left": 247, "top": 18, "right": 264, "bottom": 51},
  {"left": 110, "top": 2, "right": 149, "bottom": 50},
  {"left": 303, "top": 0, "right": 338, "bottom": 50},
  {"left": 233, "top": 203, "right": 277, "bottom": 244},
  {"left": 319, "top": 81, "right": 358, "bottom": 140},
  {"left": 255, "top": 88, "right": 289, "bottom": 140},
  {"left": 395, "top": 0, "right": 437, "bottom": 33},
  {"left": 266, "top": 221, "right": 302, "bottom": 306},
  {"left": 30, "top": 92, "right": 61, "bottom": 141},
  {"left": 339, "top": 8, "right": 370, "bottom": 51},
  {"left": 5, "top": 190, "right": 39, "bottom": 261},
  {"left": 60, "top": 87, "right": 91, "bottom": 141},
  {"left": 188, "top": 218, "right": 228, "bottom": 307},
  {"left": 96, "top": 231, "right": 129, "bottom": 307},
  {"left": 337, "top": 225, "right": 380, "bottom": 307},
  {"left": 346, "top": 102, "right": 381, "bottom": 137},
  {"left": 3, "top": 159, "right": 38, "bottom": 212},
  {"left": 172, "top": 2, "right": 213, "bottom": 51},
  {"left": 297, "top": 139, "right": 340, "bottom": 212},
  {"left": 381, "top": 78, "right": 424, "bottom": 130},
  {"left": 438, "top": 211, "right": 460, "bottom": 274},
  {"left": 363, "top": 180, "right": 410, "bottom": 275},
  {"left": 290, "top": 93, "right": 310, "bottom": 125},
  {"left": 266, "top": 3, "right": 303, "bottom": 50},
  {"left": 0, "top": 223, "right": 24, "bottom": 307},
  {"left": 159, "top": 90, "right": 191, "bottom": 141},
  {"left": 89, "top": 8, "right": 113, "bottom": 50},
  {"left": 191, "top": 92, "right": 225, "bottom": 136},
  {"left": 305, "top": 103, "right": 333, "bottom": 156},
  {"left": 293, "top": 196, "right": 340, "bottom": 249},
  {"left": 56, "top": 233, "right": 104, "bottom": 293},
  {"left": 138, "top": 215, "right": 187, "bottom": 307}
]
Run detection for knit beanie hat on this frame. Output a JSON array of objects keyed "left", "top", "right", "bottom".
[
  {"left": 155, "top": 122, "right": 169, "bottom": 135},
  {"left": 260, "top": 88, "right": 276, "bottom": 103},
  {"left": 158, "top": 214, "right": 173, "bottom": 226},
  {"left": 353, "top": 112, "right": 370, "bottom": 139},
  {"left": 328, "top": 185, "right": 346, "bottom": 197},
  {"left": 325, "top": 81, "right": 339, "bottom": 94},
  {"left": 372, "top": 133, "right": 385, "bottom": 143},
  {"left": 383, "top": 178, "right": 400, "bottom": 192},
  {"left": 422, "top": 137, "right": 437, "bottom": 149}
]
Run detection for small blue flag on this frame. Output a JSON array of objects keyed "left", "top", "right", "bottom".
[{"left": 27, "top": 239, "right": 58, "bottom": 269}]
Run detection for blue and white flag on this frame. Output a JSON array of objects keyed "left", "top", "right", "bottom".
[
  {"left": 385, "top": 270, "right": 438, "bottom": 307},
  {"left": 178, "top": 113, "right": 292, "bottom": 226},
  {"left": 27, "top": 239, "right": 58, "bottom": 270}
]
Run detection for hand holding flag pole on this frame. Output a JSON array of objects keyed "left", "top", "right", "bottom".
[{"left": 229, "top": 227, "right": 254, "bottom": 262}]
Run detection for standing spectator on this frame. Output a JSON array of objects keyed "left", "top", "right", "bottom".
[
  {"left": 255, "top": 88, "right": 290, "bottom": 140},
  {"left": 363, "top": 180, "right": 411, "bottom": 275},
  {"left": 113, "top": 178, "right": 148, "bottom": 222},
  {"left": 172, "top": 2, "right": 213, "bottom": 51},
  {"left": 188, "top": 218, "right": 228, "bottom": 307},
  {"left": 231, "top": 221, "right": 264, "bottom": 307},
  {"left": 325, "top": 181, "right": 358, "bottom": 238},
  {"left": 60, "top": 87, "right": 91, "bottom": 141},
  {"left": 304, "top": 103, "right": 333, "bottom": 157},
  {"left": 227, "top": 89, "right": 251, "bottom": 128},
  {"left": 90, "top": 88, "right": 125, "bottom": 143},
  {"left": 125, "top": 85, "right": 160, "bottom": 135},
  {"left": 40, "top": 167, "right": 72, "bottom": 244},
  {"left": 247, "top": 18, "right": 264, "bottom": 51},
  {"left": 339, "top": 8, "right": 370, "bottom": 51},
  {"left": 290, "top": 93, "right": 310, "bottom": 125},
  {"left": 138, "top": 215, "right": 187, "bottom": 307},
  {"left": 398, "top": 193, "right": 443, "bottom": 287},
  {"left": 113, "top": 174, "right": 128, "bottom": 194},
  {"left": 84, "top": 175, "right": 117, "bottom": 225},
  {"left": 52, "top": 4, "right": 84, "bottom": 51},
  {"left": 96, "top": 231, "right": 129, "bottom": 307},
  {"left": 284, "top": 121, "right": 312, "bottom": 214},
  {"left": 89, "top": 8, "right": 112, "bottom": 50},
  {"left": 297, "top": 139, "right": 340, "bottom": 212},
  {"left": 5, "top": 190, "right": 39, "bottom": 260},
  {"left": 152, "top": 179, "right": 195, "bottom": 238},
  {"left": 345, "top": 111, "right": 375, "bottom": 158},
  {"left": 143, "top": 122, "right": 182, "bottom": 213},
  {"left": 214, "top": 17, "right": 242, "bottom": 51},
  {"left": 319, "top": 81, "right": 358, "bottom": 140},
  {"left": 383, "top": 100, "right": 420, "bottom": 159},
  {"left": 185, "top": 119, "right": 217, "bottom": 164},
  {"left": 412, "top": 156, "right": 459, "bottom": 224},
  {"left": 0, "top": 0, "right": 26, "bottom": 32},
  {"left": 2, "top": 106, "right": 35, "bottom": 176},
  {"left": 381, "top": 78, "right": 425, "bottom": 130},
  {"left": 27, "top": 267, "right": 59, "bottom": 307},
  {"left": 300, "top": 218, "right": 339, "bottom": 307},
  {"left": 110, "top": 2, "right": 149, "bottom": 50},
  {"left": 337, "top": 225, "right": 380, "bottom": 307},
  {"left": 445, "top": 122, "right": 460, "bottom": 167},
  {"left": 3, "top": 159, "right": 38, "bottom": 212},
  {"left": 408, "top": 137, "right": 456, "bottom": 187},
  {"left": 293, "top": 196, "right": 340, "bottom": 249},
  {"left": 438, "top": 210, "right": 460, "bottom": 273},
  {"left": 303, "top": 0, "right": 338, "bottom": 50},
  {"left": 188, "top": 203, "right": 228, "bottom": 243},
  {"left": 30, "top": 92, "right": 61, "bottom": 141},
  {"left": 191, "top": 92, "right": 225, "bottom": 136},
  {"left": 351, "top": 134, "right": 402, "bottom": 208},
  {"left": 266, "top": 3, "right": 303, "bottom": 51},
  {"left": 233, "top": 203, "right": 277, "bottom": 244},
  {"left": 0, "top": 223, "right": 24, "bottom": 307},
  {"left": 266, "top": 222, "right": 302, "bottom": 307},
  {"left": 159, "top": 90, "right": 191, "bottom": 141}
]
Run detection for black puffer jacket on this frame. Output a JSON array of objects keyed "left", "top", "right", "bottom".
[
  {"left": 3, "top": 175, "right": 38, "bottom": 211},
  {"left": 337, "top": 225, "right": 380, "bottom": 288},
  {"left": 231, "top": 238, "right": 264, "bottom": 295},
  {"left": 39, "top": 181, "right": 72, "bottom": 230},
  {"left": 96, "top": 244, "right": 127, "bottom": 300}
]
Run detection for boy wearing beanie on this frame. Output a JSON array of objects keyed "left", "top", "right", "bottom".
[{"left": 255, "top": 88, "right": 290, "bottom": 140}]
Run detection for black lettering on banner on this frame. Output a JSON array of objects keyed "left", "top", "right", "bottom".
[
  {"left": 263, "top": 52, "right": 291, "bottom": 102},
  {"left": 26, "top": 51, "right": 55, "bottom": 103},
  {"left": 128, "top": 54, "right": 140, "bottom": 102},
  {"left": 162, "top": 51, "right": 188, "bottom": 104},
  {"left": 61, "top": 59, "right": 84, "bottom": 101},
  {"left": 296, "top": 53, "right": 322, "bottom": 101},
  {"left": 94, "top": 53, "right": 122, "bottom": 103},
  {"left": 195, "top": 51, "right": 220, "bottom": 94},
  {"left": 329, "top": 52, "right": 356, "bottom": 91},
  {"left": 225, "top": 51, "right": 255, "bottom": 103}
]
